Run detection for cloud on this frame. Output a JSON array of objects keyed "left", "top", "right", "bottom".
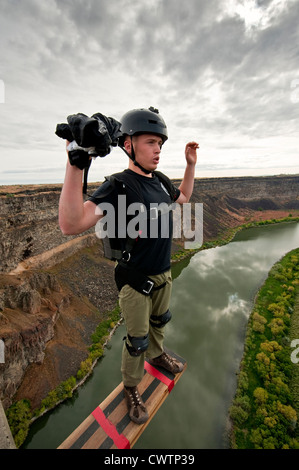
[{"left": 0, "top": 0, "right": 298, "bottom": 185}]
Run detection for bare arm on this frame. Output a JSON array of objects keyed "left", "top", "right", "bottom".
[
  {"left": 59, "top": 150, "right": 102, "bottom": 235},
  {"left": 176, "top": 141, "right": 199, "bottom": 204}
]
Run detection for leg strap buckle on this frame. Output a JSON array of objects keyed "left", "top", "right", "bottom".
[{"left": 142, "top": 279, "right": 154, "bottom": 295}]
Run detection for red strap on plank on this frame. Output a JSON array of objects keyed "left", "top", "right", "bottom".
[
  {"left": 92, "top": 406, "right": 130, "bottom": 449},
  {"left": 144, "top": 361, "right": 175, "bottom": 392}
]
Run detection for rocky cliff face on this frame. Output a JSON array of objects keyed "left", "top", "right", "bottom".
[
  {"left": 0, "top": 273, "right": 60, "bottom": 407},
  {"left": 0, "top": 249, "right": 117, "bottom": 409},
  {"left": 182, "top": 174, "right": 299, "bottom": 240},
  {"left": 0, "top": 174, "right": 298, "bottom": 410},
  {"left": 1, "top": 175, "right": 298, "bottom": 273},
  {"left": 0, "top": 184, "right": 100, "bottom": 273}
]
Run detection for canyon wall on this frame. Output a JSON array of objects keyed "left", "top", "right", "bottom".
[
  {"left": 0, "top": 184, "right": 98, "bottom": 273},
  {"left": 1, "top": 174, "right": 298, "bottom": 273},
  {"left": 174, "top": 174, "right": 299, "bottom": 239}
]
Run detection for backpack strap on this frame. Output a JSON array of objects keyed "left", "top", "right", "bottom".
[
  {"left": 100, "top": 171, "right": 144, "bottom": 263},
  {"left": 106, "top": 169, "right": 178, "bottom": 202},
  {"left": 105, "top": 170, "right": 145, "bottom": 205}
]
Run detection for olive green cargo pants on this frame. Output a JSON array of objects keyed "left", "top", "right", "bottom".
[{"left": 119, "top": 269, "right": 172, "bottom": 387}]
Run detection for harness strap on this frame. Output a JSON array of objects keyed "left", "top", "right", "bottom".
[
  {"left": 101, "top": 203, "right": 173, "bottom": 263},
  {"left": 152, "top": 282, "right": 167, "bottom": 292},
  {"left": 83, "top": 159, "right": 92, "bottom": 194},
  {"left": 114, "top": 263, "right": 167, "bottom": 296}
]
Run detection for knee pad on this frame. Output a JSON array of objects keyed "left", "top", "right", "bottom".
[
  {"left": 125, "top": 333, "right": 149, "bottom": 356},
  {"left": 150, "top": 309, "right": 172, "bottom": 328}
]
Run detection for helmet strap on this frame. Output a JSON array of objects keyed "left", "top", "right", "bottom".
[
  {"left": 130, "top": 136, "right": 152, "bottom": 175},
  {"left": 120, "top": 136, "right": 152, "bottom": 175},
  {"left": 133, "top": 160, "right": 152, "bottom": 175},
  {"left": 120, "top": 137, "right": 152, "bottom": 175}
]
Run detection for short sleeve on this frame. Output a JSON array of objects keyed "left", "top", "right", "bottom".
[
  {"left": 172, "top": 185, "right": 181, "bottom": 202},
  {"left": 87, "top": 180, "right": 116, "bottom": 205}
]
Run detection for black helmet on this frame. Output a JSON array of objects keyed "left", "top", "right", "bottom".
[{"left": 118, "top": 106, "right": 168, "bottom": 146}]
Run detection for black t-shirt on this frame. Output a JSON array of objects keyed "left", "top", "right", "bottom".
[{"left": 88, "top": 169, "right": 180, "bottom": 275}]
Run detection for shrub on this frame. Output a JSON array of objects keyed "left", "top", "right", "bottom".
[
  {"left": 229, "top": 405, "right": 249, "bottom": 426},
  {"left": 268, "top": 303, "right": 285, "bottom": 317},
  {"left": 6, "top": 399, "right": 32, "bottom": 448},
  {"left": 277, "top": 401, "right": 297, "bottom": 424},
  {"left": 252, "top": 312, "right": 267, "bottom": 333},
  {"left": 76, "top": 357, "right": 93, "bottom": 380},
  {"left": 269, "top": 317, "right": 285, "bottom": 336},
  {"left": 254, "top": 387, "right": 268, "bottom": 405},
  {"left": 260, "top": 340, "right": 282, "bottom": 353}
]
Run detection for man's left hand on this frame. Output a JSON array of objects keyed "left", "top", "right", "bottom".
[{"left": 185, "top": 141, "right": 199, "bottom": 165}]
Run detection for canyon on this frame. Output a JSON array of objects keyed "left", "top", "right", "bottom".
[{"left": 0, "top": 174, "right": 299, "bottom": 412}]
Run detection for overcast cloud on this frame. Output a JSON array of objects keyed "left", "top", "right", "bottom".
[{"left": 0, "top": 0, "right": 298, "bottom": 185}]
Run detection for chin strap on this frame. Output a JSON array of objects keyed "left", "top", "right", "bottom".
[
  {"left": 133, "top": 159, "right": 152, "bottom": 175},
  {"left": 120, "top": 137, "right": 152, "bottom": 175}
]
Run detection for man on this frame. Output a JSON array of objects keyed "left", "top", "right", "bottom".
[{"left": 59, "top": 107, "right": 198, "bottom": 424}]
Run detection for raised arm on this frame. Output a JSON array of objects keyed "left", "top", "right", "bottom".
[
  {"left": 176, "top": 141, "right": 199, "bottom": 204},
  {"left": 59, "top": 147, "right": 102, "bottom": 235}
]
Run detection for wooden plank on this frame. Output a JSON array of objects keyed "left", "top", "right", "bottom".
[{"left": 58, "top": 348, "right": 186, "bottom": 449}]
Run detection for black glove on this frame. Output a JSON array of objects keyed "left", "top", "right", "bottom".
[
  {"left": 55, "top": 112, "right": 122, "bottom": 159},
  {"left": 68, "top": 148, "right": 91, "bottom": 170}
]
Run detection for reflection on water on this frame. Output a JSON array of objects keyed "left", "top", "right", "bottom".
[{"left": 24, "top": 222, "right": 299, "bottom": 449}]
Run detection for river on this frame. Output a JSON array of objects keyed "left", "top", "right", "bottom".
[{"left": 23, "top": 221, "right": 299, "bottom": 449}]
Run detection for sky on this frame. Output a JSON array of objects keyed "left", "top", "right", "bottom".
[{"left": 0, "top": 0, "right": 298, "bottom": 186}]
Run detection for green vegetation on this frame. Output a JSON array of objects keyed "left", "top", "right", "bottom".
[
  {"left": 36, "top": 377, "right": 77, "bottom": 415},
  {"left": 229, "top": 248, "right": 299, "bottom": 449},
  {"left": 5, "top": 399, "right": 31, "bottom": 448},
  {"left": 6, "top": 303, "right": 121, "bottom": 447}
]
